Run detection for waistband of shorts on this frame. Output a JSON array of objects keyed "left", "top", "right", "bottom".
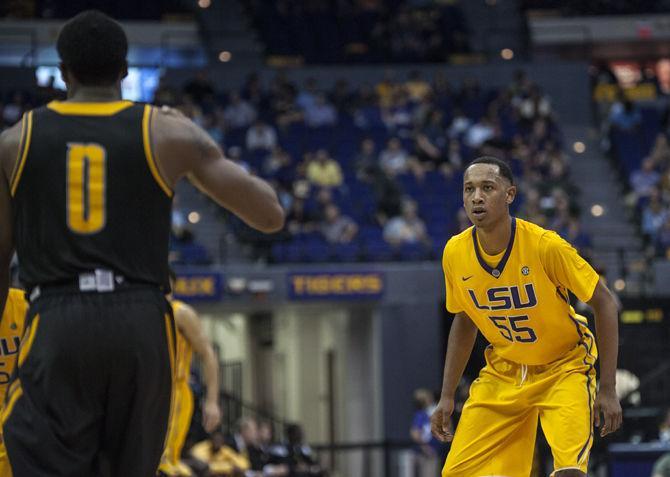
[
  {"left": 485, "top": 341, "right": 594, "bottom": 373},
  {"left": 28, "top": 270, "right": 164, "bottom": 301}
]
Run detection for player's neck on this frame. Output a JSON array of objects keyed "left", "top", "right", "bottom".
[
  {"left": 476, "top": 214, "right": 513, "bottom": 255},
  {"left": 66, "top": 85, "right": 122, "bottom": 103}
]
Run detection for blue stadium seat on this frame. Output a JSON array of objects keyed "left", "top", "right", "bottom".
[
  {"left": 611, "top": 130, "right": 645, "bottom": 175},
  {"left": 331, "top": 243, "right": 361, "bottom": 262},
  {"left": 366, "top": 241, "right": 393, "bottom": 262},
  {"left": 302, "top": 236, "right": 331, "bottom": 262},
  {"left": 398, "top": 242, "right": 428, "bottom": 261},
  {"left": 171, "top": 242, "right": 211, "bottom": 265}
]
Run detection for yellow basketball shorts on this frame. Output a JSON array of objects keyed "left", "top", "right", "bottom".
[{"left": 443, "top": 328, "right": 597, "bottom": 477}]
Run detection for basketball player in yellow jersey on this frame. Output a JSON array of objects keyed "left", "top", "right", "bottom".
[
  {"left": 431, "top": 157, "right": 622, "bottom": 477},
  {"left": 159, "top": 272, "right": 222, "bottom": 477},
  {"left": 0, "top": 288, "right": 28, "bottom": 476}
]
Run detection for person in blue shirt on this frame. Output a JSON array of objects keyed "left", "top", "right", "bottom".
[{"left": 410, "top": 388, "right": 443, "bottom": 477}]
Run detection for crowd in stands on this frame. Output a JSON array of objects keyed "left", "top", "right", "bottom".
[
  {"left": 1, "top": 0, "right": 189, "bottom": 20},
  {"left": 182, "top": 68, "right": 588, "bottom": 264},
  {"left": 245, "top": 0, "right": 469, "bottom": 63},
  {"left": 590, "top": 58, "right": 670, "bottom": 266},
  {"left": 522, "top": 0, "right": 663, "bottom": 16},
  {"left": 591, "top": 60, "right": 670, "bottom": 106},
  {"left": 600, "top": 85, "right": 670, "bottom": 260},
  {"left": 0, "top": 68, "right": 590, "bottom": 265},
  {"left": 173, "top": 418, "right": 325, "bottom": 477}
]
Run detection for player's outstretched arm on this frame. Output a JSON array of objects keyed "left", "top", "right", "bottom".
[
  {"left": 0, "top": 123, "right": 21, "bottom": 317},
  {"left": 431, "top": 312, "right": 478, "bottom": 442},
  {"left": 588, "top": 279, "right": 623, "bottom": 437},
  {"left": 152, "top": 108, "right": 285, "bottom": 233},
  {"left": 174, "top": 302, "right": 222, "bottom": 433}
]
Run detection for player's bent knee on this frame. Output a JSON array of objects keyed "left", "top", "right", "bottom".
[{"left": 553, "top": 470, "right": 586, "bottom": 477}]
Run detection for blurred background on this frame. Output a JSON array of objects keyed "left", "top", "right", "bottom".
[{"left": 2, "top": 1, "right": 670, "bottom": 476}]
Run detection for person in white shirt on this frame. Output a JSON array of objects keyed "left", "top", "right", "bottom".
[
  {"left": 246, "top": 120, "right": 278, "bottom": 151},
  {"left": 223, "top": 91, "right": 257, "bottom": 129}
]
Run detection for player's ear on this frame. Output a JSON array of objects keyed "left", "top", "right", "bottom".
[{"left": 506, "top": 185, "right": 516, "bottom": 205}]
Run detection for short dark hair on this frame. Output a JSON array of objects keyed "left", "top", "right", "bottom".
[
  {"left": 57, "top": 10, "right": 128, "bottom": 86},
  {"left": 467, "top": 156, "right": 515, "bottom": 185},
  {"left": 168, "top": 267, "right": 177, "bottom": 284}
]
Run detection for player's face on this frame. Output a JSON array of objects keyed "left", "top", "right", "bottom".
[{"left": 463, "top": 164, "right": 516, "bottom": 229}]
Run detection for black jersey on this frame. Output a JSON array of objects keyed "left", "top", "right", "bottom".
[{"left": 11, "top": 100, "right": 173, "bottom": 290}]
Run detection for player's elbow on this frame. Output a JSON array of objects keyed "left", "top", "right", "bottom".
[
  {"left": 205, "top": 345, "right": 219, "bottom": 368},
  {"left": 255, "top": 202, "right": 285, "bottom": 233}
]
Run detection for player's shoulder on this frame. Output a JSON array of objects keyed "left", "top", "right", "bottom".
[
  {"left": 443, "top": 226, "right": 473, "bottom": 259},
  {"left": 171, "top": 299, "right": 198, "bottom": 334},
  {"left": 515, "top": 217, "right": 559, "bottom": 245},
  {"left": 515, "top": 217, "right": 549, "bottom": 237},
  {"left": 0, "top": 118, "right": 24, "bottom": 178},
  {"left": 516, "top": 218, "right": 572, "bottom": 262},
  {"left": 0, "top": 106, "right": 46, "bottom": 149},
  {"left": 150, "top": 105, "right": 210, "bottom": 157},
  {"left": 171, "top": 298, "right": 191, "bottom": 313},
  {"left": 0, "top": 119, "right": 22, "bottom": 144},
  {"left": 152, "top": 105, "right": 195, "bottom": 132},
  {"left": 171, "top": 299, "right": 198, "bottom": 321}
]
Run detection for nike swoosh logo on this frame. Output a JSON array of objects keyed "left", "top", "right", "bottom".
[{"left": 462, "top": 276, "right": 473, "bottom": 281}]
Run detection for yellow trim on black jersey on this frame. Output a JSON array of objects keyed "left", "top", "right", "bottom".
[
  {"left": 5, "top": 379, "right": 20, "bottom": 404},
  {"left": 46, "top": 100, "right": 133, "bottom": 116},
  {"left": 10, "top": 111, "right": 33, "bottom": 197},
  {"left": 1, "top": 384, "right": 22, "bottom": 425},
  {"left": 17, "top": 314, "right": 40, "bottom": 368},
  {"left": 142, "top": 105, "right": 173, "bottom": 197},
  {"left": 8, "top": 112, "right": 28, "bottom": 192}
]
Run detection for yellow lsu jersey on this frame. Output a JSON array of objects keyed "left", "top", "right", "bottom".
[
  {"left": 0, "top": 288, "right": 28, "bottom": 477},
  {"left": 0, "top": 289, "right": 28, "bottom": 403},
  {"left": 443, "top": 217, "right": 599, "bottom": 365}
]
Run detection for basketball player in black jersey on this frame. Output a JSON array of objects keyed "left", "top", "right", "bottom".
[{"left": 0, "top": 10, "right": 284, "bottom": 477}]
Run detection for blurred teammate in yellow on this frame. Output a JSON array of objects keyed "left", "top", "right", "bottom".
[
  {"left": 432, "top": 157, "right": 622, "bottom": 477},
  {"left": 0, "top": 288, "right": 28, "bottom": 477},
  {"left": 190, "top": 429, "right": 250, "bottom": 476},
  {"left": 159, "top": 270, "right": 222, "bottom": 477}
]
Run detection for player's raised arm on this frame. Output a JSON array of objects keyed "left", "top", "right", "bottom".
[
  {"left": 152, "top": 107, "right": 285, "bottom": 233},
  {"left": 0, "top": 123, "right": 21, "bottom": 317},
  {"left": 588, "top": 279, "right": 623, "bottom": 437},
  {"left": 431, "top": 311, "right": 478, "bottom": 443}
]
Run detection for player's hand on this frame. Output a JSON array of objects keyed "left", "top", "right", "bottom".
[
  {"left": 594, "top": 386, "right": 622, "bottom": 437},
  {"left": 430, "top": 397, "right": 455, "bottom": 442},
  {"left": 202, "top": 399, "right": 222, "bottom": 433}
]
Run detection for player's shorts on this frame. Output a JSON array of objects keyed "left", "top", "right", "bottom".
[
  {"left": 159, "top": 381, "right": 195, "bottom": 476},
  {"left": 2, "top": 285, "right": 175, "bottom": 477},
  {"left": 442, "top": 323, "right": 597, "bottom": 477}
]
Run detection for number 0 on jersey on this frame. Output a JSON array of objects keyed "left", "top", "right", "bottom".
[{"left": 66, "top": 142, "right": 106, "bottom": 234}]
